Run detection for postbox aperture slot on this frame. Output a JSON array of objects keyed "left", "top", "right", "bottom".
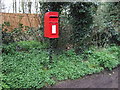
[{"left": 50, "top": 16, "right": 58, "bottom": 18}]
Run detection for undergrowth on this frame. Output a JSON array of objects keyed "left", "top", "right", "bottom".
[{"left": 1, "top": 41, "right": 120, "bottom": 88}]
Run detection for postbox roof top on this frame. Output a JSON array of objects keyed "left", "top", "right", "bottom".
[{"left": 45, "top": 12, "right": 59, "bottom": 17}]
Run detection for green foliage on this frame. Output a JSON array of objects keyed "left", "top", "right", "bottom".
[
  {"left": 1, "top": 82, "right": 10, "bottom": 89},
  {"left": 51, "top": 57, "right": 104, "bottom": 80},
  {"left": 1, "top": 2, "right": 120, "bottom": 88},
  {"left": 88, "top": 46, "right": 120, "bottom": 70},
  {"left": 0, "top": 73, "right": 10, "bottom": 89},
  {"left": 2, "top": 31, "right": 14, "bottom": 44},
  {"left": 40, "top": 2, "right": 120, "bottom": 51},
  {"left": 91, "top": 2, "right": 120, "bottom": 47},
  {"left": 2, "top": 43, "right": 17, "bottom": 54},
  {"left": 107, "top": 45, "right": 120, "bottom": 56},
  {"left": 2, "top": 22, "right": 10, "bottom": 28},
  {"left": 65, "top": 49, "right": 76, "bottom": 56},
  {"left": 19, "top": 23, "right": 24, "bottom": 28},
  {"left": 2, "top": 42, "right": 120, "bottom": 88},
  {"left": 2, "top": 50, "right": 54, "bottom": 88},
  {"left": 2, "top": 22, "right": 43, "bottom": 42},
  {"left": 2, "top": 40, "right": 48, "bottom": 54},
  {"left": 17, "top": 40, "right": 48, "bottom": 50},
  {"left": 68, "top": 2, "right": 95, "bottom": 52},
  {"left": 107, "top": 3, "right": 120, "bottom": 44}
]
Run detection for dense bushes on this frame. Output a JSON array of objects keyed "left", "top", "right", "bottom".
[
  {"left": 88, "top": 46, "right": 120, "bottom": 70},
  {"left": 1, "top": 42, "right": 120, "bottom": 88},
  {"left": 40, "top": 2, "right": 120, "bottom": 52},
  {"left": 2, "top": 2, "right": 119, "bottom": 51}
]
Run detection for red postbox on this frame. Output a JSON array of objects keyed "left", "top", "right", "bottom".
[{"left": 44, "top": 12, "right": 59, "bottom": 38}]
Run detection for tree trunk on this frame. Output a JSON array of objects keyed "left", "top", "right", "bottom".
[
  {"left": 21, "top": 0, "right": 25, "bottom": 13},
  {"left": 15, "top": 0, "right": 17, "bottom": 13},
  {"left": 35, "top": 0, "right": 38, "bottom": 13},
  {"left": 13, "top": 0, "right": 15, "bottom": 13},
  {"left": 28, "top": 0, "right": 32, "bottom": 13}
]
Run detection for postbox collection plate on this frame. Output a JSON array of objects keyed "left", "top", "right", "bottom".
[{"left": 52, "top": 25, "right": 56, "bottom": 34}]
